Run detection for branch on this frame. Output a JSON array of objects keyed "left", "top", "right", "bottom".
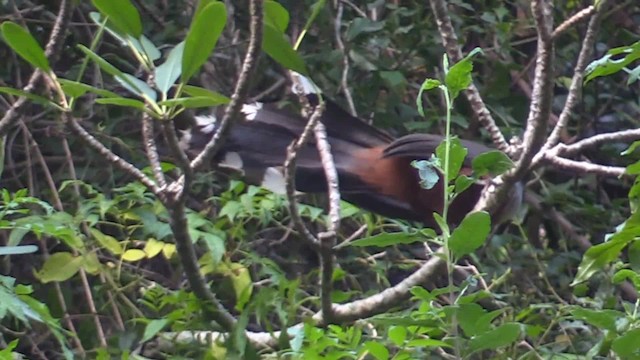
[
  {"left": 0, "top": 0, "right": 72, "bottom": 137},
  {"left": 540, "top": 155, "right": 627, "bottom": 177},
  {"left": 65, "top": 115, "right": 163, "bottom": 197},
  {"left": 142, "top": 114, "right": 167, "bottom": 188},
  {"left": 427, "top": 0, "right": 509, "bottom": 153},
  {"left": 189, "top": 0, "right": 264, "bottom": 170},
  {"left": 555, "top": 128, "right": 640, "bottom": 157}
]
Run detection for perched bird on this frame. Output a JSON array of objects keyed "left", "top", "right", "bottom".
[{"left": 179, "top": 77, "right": 495, "bottom": 228}]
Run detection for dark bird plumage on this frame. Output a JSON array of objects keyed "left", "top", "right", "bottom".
[{"left": 179, "top": 76, "right": 493, "bottom": 227}]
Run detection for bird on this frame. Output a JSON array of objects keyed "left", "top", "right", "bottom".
[{"left": 178, "top": 76, "right": 494, "bottom": 228}]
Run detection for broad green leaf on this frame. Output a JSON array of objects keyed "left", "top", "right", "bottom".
[
  {"left": 155, "top": 42, "right": 184, "bottom": 95},
  {"left": 612, "top": 328, "right": 640, "bottom": 359},
  {"left": 0, "top": 245, "right": 38, "bottom": 256},
  {"left": 141, "top": 319, "right": 169, "bottom": 343},
  {"left": 182, "top": 2, "right": 227, "bottom": 82},
  {"left": 346, "top": 18, "right": 385, "bottom": 41},
  {"left": 436, "top": 137, "right": 467, "bottom": 182},
  {"left": 143, "top": 238, "right": 164, "bottom": 258},
  {"left": 0, "top": 87, "right": 64, "bottom": 111},
  {"left": 388, "top": 326, "right": 406, "bottom": 346},
  {"left": 122, "top": 249, "right": 146, "bottom": 262},
  {"left": 362, "top": 341, "right": 389, "bottom": 360},
  {"left": 264, "top": 0, "right": 290, "bottom": 32},
  {"left": 571, "top": 307, "right": 623, "bottom": 332},
  {"left": 158, "top": 96, "right": 229, "bottom": 109},
  {"left": 116, "top": 73, "right": 156, "bottom": 101},
  {"left": 96, "top": 97, "right": 147, "bottom": 110},
  {"left": 613, "top": 269, "right": 640, "bottom": 290},
  {"left": 406, "top": 339, "right": 452, "bottom": 348},
  {"left": 445, "top": 47, "right": 483, "bottom": 100},
  {"left": 162, "top": 243, "right": 176, "bottom": 259},
  {"left": 88, "top": 12, "right": 159, "bottom": 63},
  {"left": 182, "top": 85, "right": 231, "bottom": 103},
  {"left": 92, "top": 0, "right": 142, "bottom": 38},
  {"left": 1, "top": 22, "right": 50, "bottom": 72},
  {"left": 469, "top": 323, "right": 521, "bottom": 353},
  {"left": 454, "top": 175, "right": 475, "bottom": 194},
  {"left": 90, "top": 228, "right": 123, "bottom": 255},
  {"left": 346, "top": 232, "right": 425, "bottom": 248},
  {"left": 455, "top": 303, "right": 488, "bottom": 337},
  {"left": 449, "top": 211, "right": 490, "bottom": 259},
  {"left": 416, "top": 78, "right": 441, "bottom": 116},
  {"left": 201, "top": 231, "right": 225, "bottom": 265},
  {"left": 139, "top": 35, "right": 161, "bottom": 61},
  {"left": 35, "top": 252, "right": 83, "bottom": 283},
  {"left": 228, "top": 262, "right": 252, "bottom": 311},
  {"left": 263, "top": 24, "right": 308, "bottom": 75},
  {"left": 472, "top": 150, "right": 514, "bottom": 177}
]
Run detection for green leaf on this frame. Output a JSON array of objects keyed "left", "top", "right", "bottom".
[
  {"left": 0, "top": 245, "right": 38, "bottom": 256},
  {"left": 456, "top": 303, "right": 488, "bottom": 337},
  {"left": 139, "top": 35, "right": 161, "bottom": 62},
  {"left": 346, "top": 232, "right": 426, "bottom": 248},
  {"left": 182, "top": 85, "right": 231, "bottom": 102},
  {"left": 90, "top": 228, "right": 123, "bottom": 255},
  {"left": 201, "top": 231, "right": 225, "bottom": 266},
  {"left": 586, "top": 41, "right": 640, "bottom": 83},
  {"left": 92, "top": 0, "right": 142, "bottom": 38},
  {"left": 416, "top": 78, "right": 441, "bottom": 116},
  {"left": 346, "top": 18, "right": 385, "bottom": 41},
  {"left": 0, "top": 87, "right": 64, "bottom": 111},
  {"left": 612, "top": 328, "right": 640, "bottom": 359},
  {"left": 469, "top": 323, "right": 521, "bottom": 353},
  {"left": 141, "top": 319, "right": 169, "bottom": 343},
  {"left": 35, "top": 252, "right": 83, "bottom": 283},
  {"left": 363, "top": 341, "right": 389, "bottom": 360},
  {"left": 143, "top": 238, "right": 164, "bottom": 258},
  {"left": 445, "top": 47, "right": 483, "bottom": 100},
  {"left": 182, "top": 2, "right": 227, "bottom": 82},
  {"left": 228, "top": 262, "right": 253, "bottom": 311},
  {"left": 115, "top": 73, "right": 156, "bottom": 101},
  {"left": 571, "top": 307, "right": 623, "bottom": 332},
  {"left": 155, "top": 42, "right": 184, "bottom": 95},
  {"left": 58, "top": 79, "right": 119, "bottom": 98},
  {"left": 264, "top": 0, "right": 290, "bottom": 32},
  {"left": 263, "top": 24, "right": 308, "bottom": 75},
  {"left": 122, "top": 249, "right": 146, "bottom": 262},
  {"left": 77, "top": 45, "right": 146, "bottom": 95},
  {"left": 1, "top": 22, "right": 50, "bottom": 72},
  {"left": 436, "top": 137, "right": 467, "bottom": 182},
  {"left": 95, "top": 97, "right": 147, "bottom": 110},
  {"left": 472, "top": 150, "right": 514, "bottom": 177},
  {"left": 449, "top": 211, "right": 491, "bottom": 259},
  {"left": 158, "top": 96, "right": 230, "bottom": 109},
  {"left": 388, "top": 326, "right": 406, "bottom": 346},
  {"left": 613, "top": 269, "right": 640, "bottom": 290}
]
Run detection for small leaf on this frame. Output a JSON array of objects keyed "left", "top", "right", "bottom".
[
  {"left": 201, "top": 231, "right": 225, "bottom": 265},
  {"left": 445, "top": 47, "right": 483, "bottom": 100},
  {"left": 141, "top": 319, "right": 169, "bottom": 343},
  {"left": 162, "top": 243, "right": 176, "bottom": 259},
  {"left": 122, "top": 249, "right": 146, "bottom": 262},
  {"left": 139, "top": 35, "right": 161, "bottom": 61},
  {"left": 411, "top": 159, "right": 441, "bottom": 190},
  {"left": 58, "top": 79, "right": 119, "bottom": 98},
  {"left": 143, "top": 238, "right": 164, "bottom": 258},
  {"left": 182, "top": 2, "right": 227, "bottom": 82},
  {"left": 182, "top": 85, "right": 231, "bottom": 102},
  {"left": 416, "top": 78, "right": 441, "bottom": 116},
  {"left": 1, "top": 22, "right": 50, "bottom": 72},
  {"left": 155, "top": 42, "right": 184, "bottom": 95},
  {"left": 469, "top": 323, "right": 521, "bottom": 352},
  {"left": 436, "top": 137, "right": 467, "bottom": 182},
  {"left": 449, "top": 211, "right": 491, "bottom": 259},
  {"left": 388, "top": 326, "right": 406, "bottom": 346},
  {"left": 346, "top": 232, "right": 426, "bottom": 248},
  {"left": 90, "top": 228, "right": 123, "bottom": 255},
  {"left": 571, "top": 307, "right": 623, "bottom": 332},
  {"left": 228, "top": 262, "right": 253, "bottom": 311},
  {"left": 264, "top": 0, "right": 290, "bottom": 33},
  {"left": 472, "top": 150, "right": 514, "bottom": 177},
  {"left": 115, "top": 73, "right": 156, "bottom": 101},
  {"left": 92, "top": 0, "right": 142, "bottom": 38},
  {"left": 35, "top": 252, "right": 83, "bottom": 283},
  {"left": 363, "top": 341, "right": 389, "bottom": 360},
  {"left": 262, "top": 24, "right": 308, "bottom": 75}
]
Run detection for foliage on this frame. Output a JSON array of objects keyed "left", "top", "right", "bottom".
[{"left": 0, "top": 0, "right": 639, "bottom": 359}]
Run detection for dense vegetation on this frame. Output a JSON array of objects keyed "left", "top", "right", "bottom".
[{"left": 1, "top": 0, "right": 640, "bottom": 359}]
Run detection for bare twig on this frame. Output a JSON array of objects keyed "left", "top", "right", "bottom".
[
  {"left": 142, "top": 113, "right": 167, "bottom": 188},
  {"left": 333, "top": 1, "right": 357, "bottom": 116},
  {"left": 552, "top": 6, "right": 595, "bottom": 39}
]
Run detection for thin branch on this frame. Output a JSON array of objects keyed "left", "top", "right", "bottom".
[
  {"left": 555, "top": 128, "right": 640, "bottom": 157},
  {"left": 535, "top": 1, "right": 609, "bottom": 166},
  {"left": 65, "top": 115, "right": 163, "bottom": 198},
  {"left": 333, "top": 1, "right": 357, "bottom": 116},
  {"left": 552, "top": 6, "right": 595, "bottom": 39},
  {"left": 161, "top": 119, "right": 193, "bottom": 190},
  {"left": 540, "top": 155, "right": 627, "bottom": 177},
  {"left": 142, "top": 114, "right": 167, "bottom": 188},
  {"left": 0, "top": 0, "right": 72, "bottom": 137},
  {"left": 427, "top": 0, "right": 509, "bottom": 153},
  {"left": 189, "top": 0, "right": 264, "bottom": 170}
]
